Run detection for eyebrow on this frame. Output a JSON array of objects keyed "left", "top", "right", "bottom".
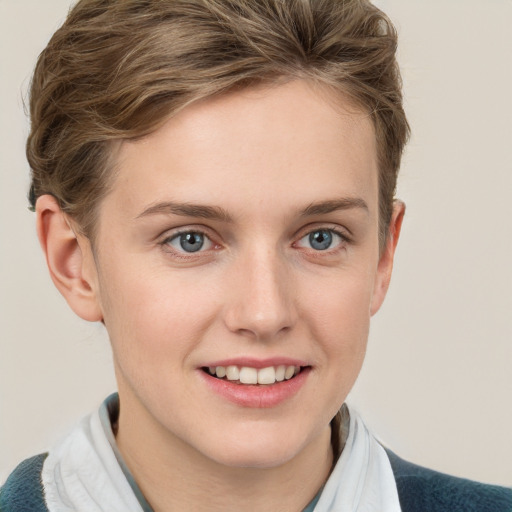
[
  {"left": 135, "top": 201, "right": 233, "bottom": 222},
  {"left": 300, "top": 197, "right": 369, "bottom": 217},
  {"left": 136, "top": 197, "right": 368, "bottom": 222}
]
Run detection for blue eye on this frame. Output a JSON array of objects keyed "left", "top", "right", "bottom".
[
  {"left": 298, "top": 229, "right": 343, "bottom": 251},
  {"left": 167, "top": 231, "right": 212, "bottom": 253}
]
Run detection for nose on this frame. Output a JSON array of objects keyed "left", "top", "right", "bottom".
[{"left": 223, "top": 246, "right": 297, "bottom": 341}]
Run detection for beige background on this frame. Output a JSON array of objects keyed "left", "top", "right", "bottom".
[{"left": 1, "top": 0, "right": 511, "bottom": 486}]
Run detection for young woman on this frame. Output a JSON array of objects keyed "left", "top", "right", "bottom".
[{"left": 1, "top": 1, "right": 511, "bottom": 511}]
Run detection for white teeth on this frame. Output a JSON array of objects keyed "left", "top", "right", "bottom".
[
  {"left": 284, "top": 366, "right": 295, "bottom": 380},
  {"left": 226, "top": 365, "right": 240, "bottom": 381},
  {"left": 257, "top": 366, "right": 276, "bottom": 385},
  {"left": 207, "top": 364, "right": 302, "bottom": 384},
  {"left": 239, "top": 367, "right": 258, "bottom": 384}
]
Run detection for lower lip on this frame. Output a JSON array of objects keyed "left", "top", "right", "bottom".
[{"left": 199, "top": 368, "right": 311, "bottom": 408}]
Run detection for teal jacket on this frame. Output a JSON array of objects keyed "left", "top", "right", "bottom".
[{"left": 1, "top": 450, "right": 511, "bottom": 511}]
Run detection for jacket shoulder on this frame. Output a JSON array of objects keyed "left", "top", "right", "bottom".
[
  {"left": 0, "top": 453, "right": 49, "bottom": 512},
  {"left": 386, "top": 449, "right": 512, "bottom": 512}
]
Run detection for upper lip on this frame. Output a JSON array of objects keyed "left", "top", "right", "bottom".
[{"left": 200, "top": 357, "right": 309, "bottom": 369}]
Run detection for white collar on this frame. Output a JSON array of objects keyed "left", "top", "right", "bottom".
[
  {"left": 313, "top": 407, "right": 402, "bottom": 511},
  {"left": 42, "top": 395, "right": 401, "bottom": 512}
]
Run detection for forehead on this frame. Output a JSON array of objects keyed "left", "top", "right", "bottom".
[{"left": 107, "top": 80, "right": 378, "bottom": 223}]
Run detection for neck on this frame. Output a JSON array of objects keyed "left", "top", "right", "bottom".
[{"left": 115, "top": 393, "right": 333, "bottom": 512}]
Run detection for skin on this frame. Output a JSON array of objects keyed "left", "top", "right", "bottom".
[{"left": 37, "top": 79, "right": 404, "bottom": 512}]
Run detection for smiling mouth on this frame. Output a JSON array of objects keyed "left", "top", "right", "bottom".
[{"left": 202, "top": 365, "right": 307, "bottom": 385}]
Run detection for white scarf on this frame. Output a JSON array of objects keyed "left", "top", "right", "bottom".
[{"left": 42, "top": 398, "right": 401, "bottom": 512}]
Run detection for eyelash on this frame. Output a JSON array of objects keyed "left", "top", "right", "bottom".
[
  {"left": 159, "top": 226, "right": 350, "bottom": 258},
  {"left": 294, "top": 227, "right": 349, "bottom": 253},
  {"left": 160, "top": 229, "right": 218, "bottom": 259}
]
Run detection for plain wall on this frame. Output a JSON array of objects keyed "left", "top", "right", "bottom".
[{"left": 1, "top": 0, "right": 511, "bottom": 485}]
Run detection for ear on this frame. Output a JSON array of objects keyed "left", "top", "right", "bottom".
[
  {"left": 36, "top": 195, "right": 103, "bottom": 322},
  {"left": 370, "top": 200, "right": 405, "bottom": 316}
]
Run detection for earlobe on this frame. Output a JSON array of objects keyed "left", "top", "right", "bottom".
[
  {"left": 36, "top": 195, "right": 103, "bottom": 322},
  {"left": 370, "top": 201, "right": 405, "bottom": 316}
]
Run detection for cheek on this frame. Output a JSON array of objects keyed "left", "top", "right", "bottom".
[
  {"left": 303, "top": 268, "right": 374, "bottom": 374},
  {"left": 305, "top": 267, "right": 374, "bottom": 332},
  {"left": 98, "top": 261, "right": 218, "bottom": 365}
]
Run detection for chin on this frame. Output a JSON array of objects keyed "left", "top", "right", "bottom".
[
  {"left": 198, "top": 427, "right": 313, "bottom": 470},
  {"left": 210, "top": 447, "right": 297, "bottom": 470}
]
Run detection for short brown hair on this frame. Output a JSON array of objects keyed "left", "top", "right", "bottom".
[{"left": 27, "top": 0, "right": 409, "bottom": 242}]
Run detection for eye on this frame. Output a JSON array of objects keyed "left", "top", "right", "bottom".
[
  {"left": 297, "top": 229, "right": 344, "bottom": 251},
  {"left": 166, "top": 231, "right": 213, "bottom": 253}
]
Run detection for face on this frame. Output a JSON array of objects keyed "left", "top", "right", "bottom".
[{"left": 85, "top": 80, "right": 395, "bottom": 468}]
